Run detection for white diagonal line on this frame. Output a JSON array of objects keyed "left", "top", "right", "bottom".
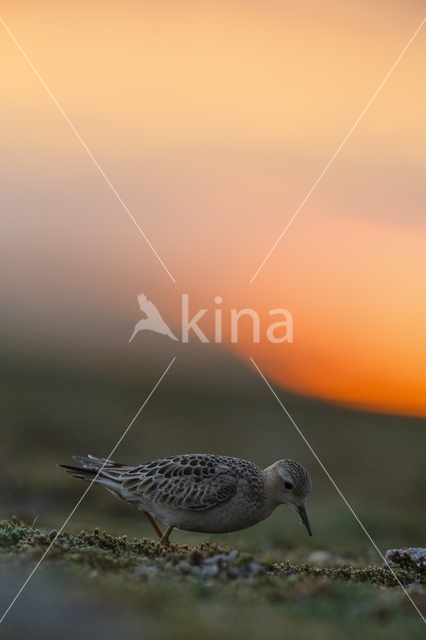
[
  {"left": 250, "top": 357, "right": 426, "bottom": 624},
  {"left": 250, "top": 16, "right": 426, "bottom": 284},
  {"left": 0, "top": 17, "right": 176, "bottom": 284},
  {"left": 0, "top": 357, "right": 176, "bottom": 625}
]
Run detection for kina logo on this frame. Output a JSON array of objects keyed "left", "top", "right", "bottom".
[
  {"left": 129, "top": 294, "right": 293, "bottom": 344},
  {"left": 129, "top": 294, "right": 179, "bottom": 342}
]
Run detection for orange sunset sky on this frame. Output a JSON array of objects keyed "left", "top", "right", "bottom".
[{"left": 1, "top": 0, "right": 426, "bottom": 416}]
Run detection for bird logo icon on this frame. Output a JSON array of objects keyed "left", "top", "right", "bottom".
[{"left": 129, "top": 294, "right": 179, "bottom": 342}]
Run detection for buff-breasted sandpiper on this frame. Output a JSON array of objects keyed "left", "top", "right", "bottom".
[{"left": 59, "top": 454, "right": 312, "bottom": 543}]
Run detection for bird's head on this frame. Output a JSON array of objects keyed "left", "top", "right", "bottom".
[{"left": 264, "top": 459, "right": 312, "bottom": 536}]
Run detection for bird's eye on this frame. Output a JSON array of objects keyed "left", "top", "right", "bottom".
[{"left": 284, "top": 481, "right": 293, "bottom": 490}]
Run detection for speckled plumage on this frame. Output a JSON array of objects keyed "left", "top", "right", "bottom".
[{"left": 59, "top": 453, "right": 312, "bottom": 542}]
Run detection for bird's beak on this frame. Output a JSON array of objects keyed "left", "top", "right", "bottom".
[{"left": 297, "top": 504, "right": 312, "bottom": 536}]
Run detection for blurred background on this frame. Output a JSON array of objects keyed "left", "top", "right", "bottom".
[{"left": 1, "top": 0, "right": 426, "bottom": 637}]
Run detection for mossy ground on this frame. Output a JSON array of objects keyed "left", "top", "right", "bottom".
[{"left": 0, "top": 519, "right": 425, "bottom": 640}]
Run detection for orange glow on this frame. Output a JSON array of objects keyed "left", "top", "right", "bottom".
[{"left": 1, "top": 0, "right": 426, "bottom": 416}]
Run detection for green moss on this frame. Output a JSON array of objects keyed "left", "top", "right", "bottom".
[
  {"left": 2, "top": 519, "right": 424, "bottom": 640},
  {"left": 0, "top": 519, "right": 421, "bottom": 590}
]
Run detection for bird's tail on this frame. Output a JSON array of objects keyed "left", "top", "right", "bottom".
[
  {"left": 58, "top": 455, "right": 126, "bottom": 490},
  {"left": 129, "top": 327, "right": 138, "bottom": 343},
  {"left": 165, "top": 328, "right": 179, "bottom": 341}
]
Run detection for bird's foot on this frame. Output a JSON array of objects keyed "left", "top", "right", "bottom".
[{"left": 159, "top": 524, "right": 174, "bottom": 545}]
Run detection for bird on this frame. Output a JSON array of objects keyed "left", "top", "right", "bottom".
[
  {"left": 129, "top": 294, "right": 178, "bottom": 342},
  {"left": 59, "top": 453, "right": 312, "bottom": 543}
]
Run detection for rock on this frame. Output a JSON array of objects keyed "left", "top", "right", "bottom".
[
  {"left": 306, "top": 551, "right": 335, "bottom": 567},
  {"left": 384, "top": 548, "right": 426, "bottom": 573}
]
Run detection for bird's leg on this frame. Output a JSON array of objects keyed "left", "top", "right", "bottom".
[
  {"left": 159, "top": 524, "right": 174, "bottom": 545},
  {"left": 142, "top": 511, "right": 163, "bottom": 539}
]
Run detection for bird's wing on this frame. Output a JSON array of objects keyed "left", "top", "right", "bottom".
[
  {"left": 137, "top": 294, "right": 164, "bottom": 323},
  {"left": 120, "top": 455, "right": 239, "bottom": 511}
]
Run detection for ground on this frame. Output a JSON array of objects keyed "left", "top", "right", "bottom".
[{"left": 0, "top": 519, "right": 425, "bottom": 640}]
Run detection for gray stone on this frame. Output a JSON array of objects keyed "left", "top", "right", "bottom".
[{"left": 384, "top": 547, "right": 426, "bottom": 570}]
